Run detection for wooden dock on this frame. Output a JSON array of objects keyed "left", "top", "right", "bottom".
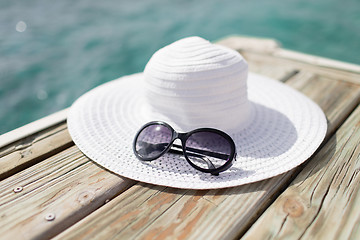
[{"left": 1, "top": 36, "right": 360, "bottom": 239}]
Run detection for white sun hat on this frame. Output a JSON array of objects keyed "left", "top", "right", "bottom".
[{"left": 67, "top": 36, "right": 327, "bottom": 189}]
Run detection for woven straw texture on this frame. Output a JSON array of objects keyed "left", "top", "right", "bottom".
[{"left": 67, "top": 72, "right": 327, "bottom": 189}]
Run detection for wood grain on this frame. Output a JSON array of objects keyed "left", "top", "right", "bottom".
[
  {"left": 242, "top": 105, "right": 360, "bottom": 240},
  {"left": 53, "top": 70, "right": 360, "bottom": 240},
  {"left": 53, "top": 184, "right": 189, "bottom": 240},
  {"left": 0, "top": 145, "right": 134, "bottom": 239},
  {"left": 0, "top": 122, "right": 73, "bottom": 180}
]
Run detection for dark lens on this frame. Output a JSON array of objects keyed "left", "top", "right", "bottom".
[
  {"left": 185, "top": 131, "right": 232, "bottom": 170},
  {"left": 135, "top": 124, "right": 173, "bottom": 160}
]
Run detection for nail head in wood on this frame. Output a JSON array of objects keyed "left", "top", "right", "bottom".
[
  {"left": 13, "top": 187, "right": 23, "bottom": 193},
  {"left": 45, "top": 213, "right": 56, "bottom": 221}
]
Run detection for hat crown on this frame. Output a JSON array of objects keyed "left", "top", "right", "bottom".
[{"left": 144, "top": 36, "right": 251, "bottom": 132}]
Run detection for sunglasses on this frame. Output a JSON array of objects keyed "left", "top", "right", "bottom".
[{"left": 133, "top": 121, "right": 236, "bottom": 175}]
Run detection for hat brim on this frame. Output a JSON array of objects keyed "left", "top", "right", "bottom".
[{"left": 67, "top": 72, "right": 327, "bottom": 189}]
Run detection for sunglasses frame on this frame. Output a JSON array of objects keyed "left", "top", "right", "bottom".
[{"left": 133, "top": 121, "right": 236, "bottom": 175}]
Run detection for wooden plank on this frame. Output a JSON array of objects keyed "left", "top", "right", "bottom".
[
  {"left": 0, "top": 122, "right": 73, "bottom": 180},
  {"left": 0, "top": 145, "right": 135, "bottom": 240},
  {"left": 242, "top": 104, "right": 360, "bottom": 240},
  {"left": 275, "top": 48, "right": 360, "bottom": 74},
  {"left": 53, "top": 184, "right": 189, "bottom": 240},
  {"left": 218, "top": 36, "right": 360, "bottom": 83},
  {"left": 248, "top": 62, "right": 298, "bottom": 82},
  {"left": 53, "top": 182, "right": 275, "bottom": 240},
  {"left": 216, "top": 36, "right": 281, "bottom": 54},
  {"left": 240, "top": 51, "right": 360, "bottom": 85},
  {"left": 52, "top": 71, "right": 360, "bottom": 239},
  {"left": 0, "top": 108, "right": 68, "bottom": 149}
]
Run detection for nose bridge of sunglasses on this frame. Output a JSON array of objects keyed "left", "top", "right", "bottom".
[{"left": 176, "top": 132, "right": 187, "bottom": 140}]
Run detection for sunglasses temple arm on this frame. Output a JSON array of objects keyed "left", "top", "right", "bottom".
[
  {"left": 169, "top": 145, "right": 217, "bottom": 171},
  {"left": 137, "top": 142, "right": 221, "bottom": 175},
  {"left": 171, "top": 144, "right": 230, "bottom": 160}
]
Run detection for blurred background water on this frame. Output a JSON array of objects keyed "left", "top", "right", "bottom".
[{"left": 0, "top": 0, "right": 359, "bottom": 134}]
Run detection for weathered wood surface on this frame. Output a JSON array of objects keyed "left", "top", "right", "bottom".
[
  {"left": 0, "top": 36, "right": 360, "bottom": 240},
  {"left": 0, "top": 122, "right": 73, "bottom": 180},
  {"left": 0, "top": 145, "right": 134, "bottom": 239},
  {"left": 242, "top": 105, "right": 360, "bottom": 240}
]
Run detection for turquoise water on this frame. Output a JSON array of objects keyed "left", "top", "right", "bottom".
[{"left": 1, "top": 0, "right": 359, "bottom": 134}]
